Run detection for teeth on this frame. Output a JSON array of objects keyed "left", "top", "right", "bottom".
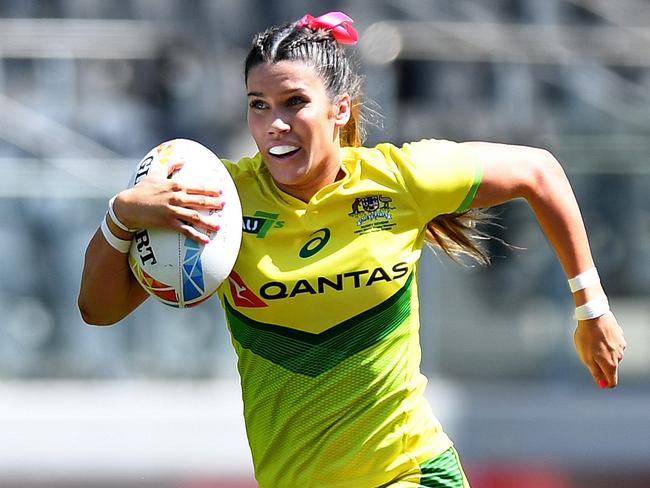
[{"left": 269, "top": 145, "right": 298, "bottom": 156}]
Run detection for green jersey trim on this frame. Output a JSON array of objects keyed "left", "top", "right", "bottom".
[
  {"left": 225, "top": 273, "right": 413, "bottom": 377},
  {"left": 454, "top": 161, "right": 483, "bottom": 213}
]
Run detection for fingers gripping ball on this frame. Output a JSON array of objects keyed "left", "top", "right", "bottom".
[{"left": 127, "top": 139, "right": 242, "bottom": 307}]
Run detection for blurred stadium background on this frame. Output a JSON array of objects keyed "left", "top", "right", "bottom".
[{"left": 0, "top": 0, "right": 649, "bottom": 487}]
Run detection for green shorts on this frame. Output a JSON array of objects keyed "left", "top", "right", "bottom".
[
  {"left": 382, "top": 446, "right": 471, "bottom": 488},
  {"left": 419, "top": 446, "right": 470, "bottom": 488}
]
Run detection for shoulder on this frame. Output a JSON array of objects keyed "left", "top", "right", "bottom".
[
  {"left": 221, "top": 153, "right": 279, "bottom": 197},
  {"left": 343, "top": 139, "right": 468, "bottom": 165},
  {"left": 384, "top": 138, "right": 474, "bottom": 162},
  {"left": 220, "top": 153, "right": 281, "bottom": 207},
  {"left": 221, "top": 153, "right": 265, "bottom": 180},
  {"left": 342, "top": 139, "right": 476, "bottom": 180},
  {"left": 353, "top": 139, "right": 482, "bottom": 215}
]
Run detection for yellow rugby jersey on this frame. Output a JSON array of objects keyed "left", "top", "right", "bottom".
[{"left": 216, "top": 139, "right": 481, "bottom": 488}]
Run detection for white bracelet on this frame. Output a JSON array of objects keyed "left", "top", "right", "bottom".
[
  {"left": 108, "top": 195, "right": 137, "bottom": 233},
  {"left": 568, "top": 267, "right": 600, "bottom": 293},
  {"left": 575, "top": 295, "right": 610, "bottom": 321},
  {"left": 100, "top": 216, "right": 132, "bottom": 253}
]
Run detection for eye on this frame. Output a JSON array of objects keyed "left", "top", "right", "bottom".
[
  {"left": 287, "top": 96, "right": 306, "bottom": 107},
  {"left": 249, "top": 99, "right": 268, "bottom": 110}
]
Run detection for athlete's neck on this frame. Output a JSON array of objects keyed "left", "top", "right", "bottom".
[{"left": 277, "top": 164, "right": 345, "bottom": 203}]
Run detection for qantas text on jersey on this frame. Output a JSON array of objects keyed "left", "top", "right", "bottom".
[{"left": 258, "top": 262, "right": 409, "bottom": 300}]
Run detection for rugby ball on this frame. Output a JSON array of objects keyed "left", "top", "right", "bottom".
[{"left": 127, "top": 139, "right": 242, "bottom": 308}]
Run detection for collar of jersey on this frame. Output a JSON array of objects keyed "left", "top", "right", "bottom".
[{"left": 256, "top": 149, "right": 358, "bottom": 208}]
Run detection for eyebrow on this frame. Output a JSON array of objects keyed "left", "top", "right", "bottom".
[{"left": 246, "top": 87, "right": 307, "bottom": 98}]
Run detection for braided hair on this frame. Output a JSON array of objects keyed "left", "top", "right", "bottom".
[{"left": 244, "top": 22, "right": 365, "bottom": 147}]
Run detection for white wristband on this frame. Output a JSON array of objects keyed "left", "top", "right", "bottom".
[
  {"left": 568, "top": 267, "right": 600, "bottom": 293},
  {"left": 575, "top": 295, "right": 610, "bottom": 321},
  {"left": 100, "top": 216, "right": 132, "bottom": 253},
  {"left": 108, "top": 195, "right": 137, "bottom": 233}
]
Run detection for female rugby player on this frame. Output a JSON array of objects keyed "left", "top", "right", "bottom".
[{"left": 79, "top": 12, "right": 626, "bottom": 488}]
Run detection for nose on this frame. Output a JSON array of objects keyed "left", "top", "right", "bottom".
[{"left": 269, "top": 114, "right": 290, "bottom": 135}]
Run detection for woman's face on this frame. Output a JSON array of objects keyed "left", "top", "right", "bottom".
[{"left": 246, "top": 60, "right": 350, "bottom": 202}]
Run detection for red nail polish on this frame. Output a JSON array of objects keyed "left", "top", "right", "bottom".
[{"left": 598, "top": 379, "right": 608, "bottom": 389}]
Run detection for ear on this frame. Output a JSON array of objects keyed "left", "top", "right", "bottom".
[{"left": 333, "top": 94, "right": 352, "bottom": 127}]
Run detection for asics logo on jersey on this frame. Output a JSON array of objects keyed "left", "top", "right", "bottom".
[
  {"left": 299, "top": 228, "right": 331, "bottom": 258},
  {"left": 259, "top": 262, "right": 409, "bottom": 300},
  {"left": 242, "top": 210, "right": 285, "bottom": 238}
]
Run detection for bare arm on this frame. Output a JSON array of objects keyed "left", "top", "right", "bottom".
[
  {"left": 78, "top": 161, "right": 223, "bottom": 325},
  {"left": 78, "top": 219, "right": 149, "bottom": 325},
  {"left": 466, "top": 141, "right": 626, "bottom": 388}
]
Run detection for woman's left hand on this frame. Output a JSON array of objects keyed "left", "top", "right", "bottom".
[{"left": 574, "top": 312, "right": 626, "bottom": 388}]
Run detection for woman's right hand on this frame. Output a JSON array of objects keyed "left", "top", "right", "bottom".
[
  {"left": 78, "top": 157, "right": 225, "bottom": 325},
  {"left": 112, "top": 158, "right": 225, "bottom": 244}
]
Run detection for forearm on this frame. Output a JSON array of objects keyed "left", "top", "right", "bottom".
[
  {"left": 78, "top": 221, "right": 147, "bottom": 325},
  {"left": 468, "top": 142, "right": 602, "bottom": 304},
  {"left": 522, "top": 155, "right": 604, "bottom": 306}
]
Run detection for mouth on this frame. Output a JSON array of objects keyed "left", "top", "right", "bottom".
[{"left": 268, "top": 145, "right": 301, "bottom": 159}]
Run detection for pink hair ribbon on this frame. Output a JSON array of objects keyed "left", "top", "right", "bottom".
[{"left": 296, "top": 11, "right": 358, "bottom": 45}]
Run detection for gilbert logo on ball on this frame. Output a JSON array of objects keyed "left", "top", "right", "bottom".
[{"left": 127, "top": 139, "right": 242, "bottom": 307}]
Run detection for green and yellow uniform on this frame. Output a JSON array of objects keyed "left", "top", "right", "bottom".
[{"left": 217, "top": 139, "right": 481, "bottom": 487}]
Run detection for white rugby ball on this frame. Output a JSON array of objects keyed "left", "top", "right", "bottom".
[{"left": 127, "top": 139, "right": 242, "bottom": 308}]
